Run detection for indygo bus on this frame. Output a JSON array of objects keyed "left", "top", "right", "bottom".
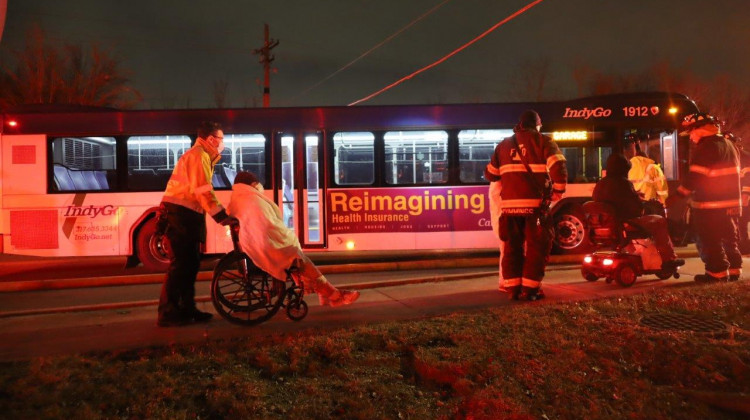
[{"left": 0, "top": 92, "right": 699, "bottom": 271}]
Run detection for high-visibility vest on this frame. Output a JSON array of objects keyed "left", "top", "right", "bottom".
[{"left": 628, "top": 156, "right": 668, "bottom": 204}]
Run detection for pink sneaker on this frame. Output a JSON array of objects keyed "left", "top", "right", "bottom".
[{"left": 319, "top": 290, "right": 360, "bottom": 307}]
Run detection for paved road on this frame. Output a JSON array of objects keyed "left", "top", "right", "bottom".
[{"left": 1, "top": 250, "right": 735, "bottom": 362}]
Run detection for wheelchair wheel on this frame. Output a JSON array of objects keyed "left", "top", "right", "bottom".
[
  {"left": 614, "top": 263, "right": 637, "bottom": 288},
  {"left": 211, "top": 251, "right": 286, "bottom": 326},
  {"left": 285, "top": 289, "right": 309, "bottom": 322}
]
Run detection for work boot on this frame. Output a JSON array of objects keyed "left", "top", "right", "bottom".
[
  {"left": 661, "top": 258, "right": 685, "bottom": 270},
  {"left": 694, "top": 274, "right": 727, "bottom": 283},
  {"left": 506, "top": 286, "right": 522, "bottom": 301},
  {"left": 188, "top": 308, "right": 214, "bottom": 323},
  {"left": 524, "top": 289, "right": 545, "bottom": 301}
]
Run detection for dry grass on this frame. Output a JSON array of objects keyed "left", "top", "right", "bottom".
[{"left": 1, "top": 282, "right": 748, "bottom": 419}]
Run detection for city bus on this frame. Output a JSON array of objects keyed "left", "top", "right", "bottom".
[{"left": 0, "top": 92, "right": 699, "bottom": 271}]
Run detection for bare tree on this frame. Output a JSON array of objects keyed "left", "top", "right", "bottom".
[
  {"left": 0, "top": 25, "right": 140, "bottom": 109},
  {"left": 507, "top": 57, "right": 557, "bottom": 101}
]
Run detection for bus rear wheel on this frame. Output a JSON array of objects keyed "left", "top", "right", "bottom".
[
  {"left": 136, "top": 217, "right": 172, "bottom": 272},
  {"left": 552, "top": 207, "right": 592, "bottom": 255}
]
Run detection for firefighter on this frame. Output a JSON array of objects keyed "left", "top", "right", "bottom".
[
  {"left": 485, "top": 110, "right": 567, "bottom": 301},
  {"left": 623, "top": 133, "right": 669, "bottom": 205},
  {"left": 724, "top": 132, "right": 750, "bottom": 254},
  {"left": 672, "top": 113, "right": 742, "bottom": 282}
]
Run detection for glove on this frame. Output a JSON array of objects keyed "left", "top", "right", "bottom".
[{"left": 212, "top": 209, "right": 238, "bottom": 226}]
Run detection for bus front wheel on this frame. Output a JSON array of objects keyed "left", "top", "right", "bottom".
[{"left": 136, "top": 217, "right": 172, "bottom": 272}]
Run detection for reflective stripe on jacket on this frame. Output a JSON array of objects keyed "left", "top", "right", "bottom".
[
  {"left": 161, "top": 137, "right": 225, "bottom": 216},
  {"left": 677, "top": 135, "right": 741, "bottom": 210},
  {"left": 484, "top": 129, "right": 567, "bottom": 212}
]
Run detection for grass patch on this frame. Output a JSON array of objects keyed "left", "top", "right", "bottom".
[{"left": 1, "top": 282, "right": 749, "bottom": 419}]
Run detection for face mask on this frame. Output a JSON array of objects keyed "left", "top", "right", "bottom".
[{"left": 216, "top": 139, "right": 225, "bottom": 154}]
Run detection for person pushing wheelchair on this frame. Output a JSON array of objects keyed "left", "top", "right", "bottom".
[
  {"left": 226, "top": 171, "right": 359, "bottom": 307},
  {"left": 592, "top": 153, "right": 684, "bottom": 270}
]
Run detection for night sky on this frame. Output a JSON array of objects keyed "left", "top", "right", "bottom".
[{"left": 1, "top": 0, "right": 748, "bottom": 109}]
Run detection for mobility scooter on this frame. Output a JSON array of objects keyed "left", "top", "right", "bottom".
[{"left": 580, "top": 201, "right": 681, "bottom": 287}]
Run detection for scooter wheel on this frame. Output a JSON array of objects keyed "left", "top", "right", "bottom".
[
  {"left": 581, "top": 268, "right": 598, "bottom": 282},
  {"left": 614, "top": 263, "right": 637, "bottom": 288}
]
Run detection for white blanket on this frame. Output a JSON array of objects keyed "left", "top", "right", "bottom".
[{"left": 227, "top": 183, "right": 301, "bottom": 281}]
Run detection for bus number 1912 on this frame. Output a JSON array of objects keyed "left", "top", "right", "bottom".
[{"left": 622, "top": 106, "right": 650, "bottom": 117}]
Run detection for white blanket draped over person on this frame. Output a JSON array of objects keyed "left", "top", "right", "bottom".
[
  {"left": 226, "top": 171, "right": 359, "bottom": 307},
  {"left": 489, "top": 181, "right": 505, "bottom": 289}
]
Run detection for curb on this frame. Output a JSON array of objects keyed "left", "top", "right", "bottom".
[{"left": 0, "top": 250, "right": 698, "bottom": 293}]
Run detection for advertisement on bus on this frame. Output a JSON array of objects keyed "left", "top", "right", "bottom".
[{"left": 326, "top": 186, "right": 491, "bottom": 233}]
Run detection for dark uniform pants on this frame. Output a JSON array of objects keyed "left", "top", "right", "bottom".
[
  {"left": 499, "top": 213, "right": 553, "bottom": 292},
  {"left": 738, "top": 206, "right": 750, "bottom": 253},
  {"left": 158, "top": 203, "right": 206, "bottom": 316},
  {"left": 693, "top": 208, "right": 742, "bottom": 279}
]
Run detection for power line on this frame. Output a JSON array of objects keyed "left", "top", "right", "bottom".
[
  {"left": 290, "top": 0, "right": 453, "bottom": 102},
  {"left": 348, "top": 0, "right": 546, "bottom": 106}
]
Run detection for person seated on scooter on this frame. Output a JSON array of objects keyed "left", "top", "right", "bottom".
[
  {"left": 226, "top": 171, "right": 359, "bottom": 307},
  {"left": 592, "top": 153, "right": 684, "bottom": 270}
]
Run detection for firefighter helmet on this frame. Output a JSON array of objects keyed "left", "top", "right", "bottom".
[{"left": 680, "top": 113, "right": 718, "bottom": 135}]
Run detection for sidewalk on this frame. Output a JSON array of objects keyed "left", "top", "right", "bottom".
[{"left": 0, "top": 252, "right": 725, "bottom": 362}]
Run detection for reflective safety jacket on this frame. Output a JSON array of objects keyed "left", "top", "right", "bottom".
[
  {"left": 676, "top": 134, "right": 741, "bottom": 210},
  {"left": 484, "top": 128, "right": 567, "bottom": 214},
  {"left": 161, "top": 137, "right": 227, "bottom": 220},
  {"left": 628, "top": 156, "right": 668, "bottom": 205}
]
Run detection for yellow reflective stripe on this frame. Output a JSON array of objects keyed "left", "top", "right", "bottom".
[
  {"left": 499, "top": 164, "right": 547, "bottom": 174},
  {"left": 706, "top": 270, "right": 729, "bottom": 279},
  {"left": 503, "top": 278, "right": 521, "bottom": 287},
  {"left": 657, "top": 191, "right": 668, "bottom": 196},
  {"left": 553, "top": 182, "right": 566, "bottom": 191},
  {"left": 546, "top": 153, "right": 566, "bottom": 169},
  {"left": 689, "top": 165, "right": 739, "bottom": 177},
  {"left": 742, "top": 167, "right": 750, "bottom": 176},
  {"left": 677, "top": 185, "right": 692, "bottom": 196},
  {"left": 729, "top": 268, "right": 742, "bottom": 276},
  {"left": 691, "top": 199, "right": 742, "bottom": 209},
  {"left": 486, "top": 163, "right": 501, "bottom": 176},
  {"left": 742, "top": 187, "right": 750, "bottom": 192},
  {"left": 521, "top": 278, "right": 541, "bottom": 288},
  {"left": 499, "top": 199, "right": 543, "bottom": 208}
]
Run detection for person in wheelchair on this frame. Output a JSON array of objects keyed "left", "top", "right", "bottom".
[
  {"left": 227, "top": 171, "right": 359, "bottom": 307},
  {"left": 592, "top": 153, "right": 684, "bottom": 270}
]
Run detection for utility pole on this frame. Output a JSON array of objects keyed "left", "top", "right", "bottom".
[{"left": 253, "top": 23, "right": 279, "bottom": 108}]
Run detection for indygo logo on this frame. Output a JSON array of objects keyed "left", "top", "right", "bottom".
[
  {"left": 63, "top": 204, "right": 118, "bottom": 218},
  {"left": 563, "top": 107, "right": 612, "bottom": 119}
]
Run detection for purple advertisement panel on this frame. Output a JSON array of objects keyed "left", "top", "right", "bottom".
[{"left": 327, "top": 186, "right": 491, "bottom": 233}]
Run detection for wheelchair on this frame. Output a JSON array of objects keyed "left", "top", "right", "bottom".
[
  {"left": 580, "top": 201, "right": 681, "bottom": 287},
  {"left": 210, "top": 223, "right": 309, "bottom": 325}
]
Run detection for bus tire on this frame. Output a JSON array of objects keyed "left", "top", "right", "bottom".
[
  {"left": 551, "top": 206, "right": 592, "bottom": 255},
  {"left": 136, "top": 217, "right": 172, "bottom": 272}
]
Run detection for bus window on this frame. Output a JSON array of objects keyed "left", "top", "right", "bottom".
[
  {"left": 560, "top": 146, "right": 612, "bottom": 184},
  {"left": 231, "top": 134, "right": 267, "bottom": 185},
  {"left": 458, "top": 129, "right": 512, "bottom": 183},
  {"left": 50, "top": 137, "right": 117, "bottom": 192},
  {"left": 127, "top": 135, "right": 191, "bottom": 191},
  {"left": 333, "top": 132, "right": 374, "bottom": 186},
  {"left": 385, "top": 130, "right": 448, "bottom": 185}
]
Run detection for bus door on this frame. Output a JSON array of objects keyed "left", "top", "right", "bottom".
[{"left": 277, "top": 132, "right": 325, "bottom": 248}]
